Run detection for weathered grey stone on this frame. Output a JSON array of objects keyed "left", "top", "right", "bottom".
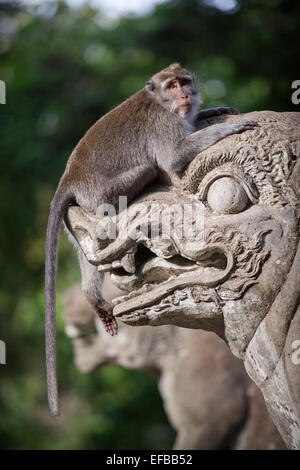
[
  {"left": 63, "top": 283, "right": 285, "bottom": 450},
  {"left": 66, "top": 111, "right": 300, "bottom": 449}
]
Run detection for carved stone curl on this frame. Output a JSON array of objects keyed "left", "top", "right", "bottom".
[{"left": 66, "top": 111, "right": 300, "bottom": 449}]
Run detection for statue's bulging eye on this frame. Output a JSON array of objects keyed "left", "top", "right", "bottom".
[
  {"left": 206, "top": 177, "right": 249, "bottom": 214},
  {"left": 197, "top": 164, "right": 259, "bottom": 214}
]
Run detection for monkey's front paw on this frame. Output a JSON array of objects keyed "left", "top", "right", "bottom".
[
  {"left": 217, "top": 107, "right": 240, "bottom": 115},
  {"left": 234, "top": 121, "right": 259, "bottom": 133},
  {"left": 96, "top": 304, "right": 118, "bottom": 336},
  {"left": 225, "top": 107, "right": 240, "bottom": 115}
]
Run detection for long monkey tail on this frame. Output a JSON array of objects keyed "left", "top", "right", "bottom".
[{"left": 45, "top": 185, "right": 75, "bottom": 416}]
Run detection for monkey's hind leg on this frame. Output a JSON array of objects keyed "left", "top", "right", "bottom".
[{"left": 78, "top": 250, "right": 118, "bottom": 336}]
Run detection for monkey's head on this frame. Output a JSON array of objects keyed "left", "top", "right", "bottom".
[{"left": 145, "top": 63, "right": 202, "bottom": 119}]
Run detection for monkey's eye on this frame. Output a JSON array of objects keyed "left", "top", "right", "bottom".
[
  {"left": 167, "top": 81, "right": 177, "bottom": 89},
  {"left": 197, "top": 165, "right": 259, "bottom": 215},
  {"left": 180, "top": 79, "right": 191, "bottom": 86}
]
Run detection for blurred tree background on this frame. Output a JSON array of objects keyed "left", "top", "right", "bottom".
[{"left": 0, "top": 0, "right": 299, "bottom": 450}]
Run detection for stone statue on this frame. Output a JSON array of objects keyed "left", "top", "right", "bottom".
[
  {"left": 63, "top": 282, "right": 285, "bottom": 449},
  {"left": 66, "top": 111, "right": 300, "bottom": 449}
]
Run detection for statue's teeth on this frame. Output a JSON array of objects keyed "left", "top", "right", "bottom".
[
  {"left": 112, "top": 294, "right": 130, "bottom": 305},
  {"left": 98, "top": 263, "right": 113, "bottom": 272},
  {"left": 112, "top": 260, "right": 122, "bottom": 269},
  {"left": 97, "top": 260, "right": 122, "bottom": 271},
  {"left": 121, "top": 253, "right": 136, "bottom": 273}
]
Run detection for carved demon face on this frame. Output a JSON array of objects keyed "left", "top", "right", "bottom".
[{"left": 67, "top": 111, "right": 300, "bottom": 448}]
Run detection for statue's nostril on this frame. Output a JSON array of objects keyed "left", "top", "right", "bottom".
[{"left": 196, "top": 252, "right": 227, "bottom": 270}]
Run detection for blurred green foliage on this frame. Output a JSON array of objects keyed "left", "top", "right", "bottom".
[{"left": 0, "top": 0, "right": 299, "bottom": 449}]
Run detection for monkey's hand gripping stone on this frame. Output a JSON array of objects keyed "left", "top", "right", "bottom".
[
  {"left": 67, "top": 111, "right": 300, "bottom": 449},
  {"left": 95, "top": 303, "right": 118, "bottom": 336}
]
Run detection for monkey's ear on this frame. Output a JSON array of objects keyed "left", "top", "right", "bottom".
[{"left": 145, "top": 80, "right": 155, "bottom": 95}]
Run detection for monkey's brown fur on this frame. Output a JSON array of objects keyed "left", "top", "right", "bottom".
[{"left": 45, "top": 63, "right": 257, "bottom": 416}]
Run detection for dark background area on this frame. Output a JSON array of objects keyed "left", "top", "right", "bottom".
[{"left": 0, "top": 0, "right": 299, "bottom": 449}]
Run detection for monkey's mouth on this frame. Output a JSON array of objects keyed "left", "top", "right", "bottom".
[
  {"left": 178, "top": 103, "right": 191, "bottom": 111},
  {"left": 109, "top": 243, "right": 233, "bottom": 318},
  {"left": 176, "top": 103, "right": 191, "bottom": 117}
]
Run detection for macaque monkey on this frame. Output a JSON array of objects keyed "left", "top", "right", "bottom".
[{"left": 45, "top": 63, "right": 257, "bottom": 415}]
